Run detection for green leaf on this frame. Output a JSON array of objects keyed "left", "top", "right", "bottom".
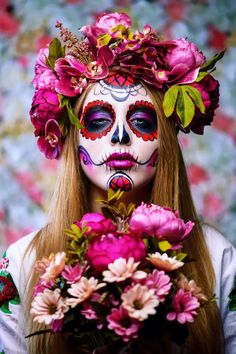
[
  {"left": 46, "top": 38, "right": 65, "bottom": 70},
  {"left": 200, "top": 50, "right": 225, "bottom": 72},
  {"left": 0, "top": 302, "right": 11, "bottom": 314},
  {"left": 163, "top": 85, "right": 179, "bottom": 118},
  {"left": 58, "top": 95, "right": 83, "bottom": 130},
  {"left": 195, "top": 71, "right": 208, "bottom": 82},
  {"left": 184, "top": 86, "right": 205, "bottom": 114},
  {"left": 176, "top": 253, "right": 187, "bottom": 262},
  {"left": 176, "top": 87, "right": 195, "bottom": 127},
  {"left": 10, "top": 295, "right": 20, "bottom": 305},
  {"left": 158, "top": 240, "right": 172, "bottom": 252}
]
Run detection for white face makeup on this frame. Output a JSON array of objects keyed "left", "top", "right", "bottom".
[{"left": 78, "top": 73, "right": 158, "bottom": 192}]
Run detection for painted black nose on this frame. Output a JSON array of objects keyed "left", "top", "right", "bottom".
[{"left": 111, "top": 123, "right": 130, "bottom": 144}]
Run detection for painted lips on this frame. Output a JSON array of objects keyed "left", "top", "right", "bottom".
[{"left": 105, "top": 152, "right": 137, "bottom": 169}]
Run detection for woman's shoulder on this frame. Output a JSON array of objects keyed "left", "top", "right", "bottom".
[{"left": 5, "top": 230, "right": 38, "bottom": 259}]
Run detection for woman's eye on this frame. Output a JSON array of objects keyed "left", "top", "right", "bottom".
[
  {"left": 129, "top": 114, "right": 157, "bottom": 134},
  {"left": 85, "top": 114, "right": 114, "bottom": 133}
]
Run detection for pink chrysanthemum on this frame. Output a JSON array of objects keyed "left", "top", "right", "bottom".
[
  {"left": 107, "top": 306, "right": 142, "bottom": 342},
  {"left": 67, "top": 277, "right": 105, "bottom": 308},
  {"left": 30, "top": 288, "right": 69, "bottom": 325},
  {"left": 166, "top": 288, "right": 200, "bottom": 324},
  {"left": 178, "top": 274, "right": 208, "bottom": 302},
  {"left": 121, "top": 284, "right": 159, "bottom": 321},
  {"left": 145, "top": 269, "right": 172, "bottom": 301},
  {"left": 147, "top": 252, "right": 184, "bottom": 272},
  {"left": 103, "top": 257, "right": 146, "bottom": 283},
  {"left": 62, "top": 264, "right": 85, "bottom": 284}
]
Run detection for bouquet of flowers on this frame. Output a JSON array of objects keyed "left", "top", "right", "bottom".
[{"left": 29, "top": 191, "right": 210, "bottom": 353}]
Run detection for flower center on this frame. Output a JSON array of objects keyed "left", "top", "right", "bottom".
[
  {"left": 133, "top": 300, "right": 143, "bottom": 310},
  {"left": 46, "top": 133, "right": 59, "bottom": 147},
  {"left": 48, "top": 304, "right": 57, "bottom": 314}
]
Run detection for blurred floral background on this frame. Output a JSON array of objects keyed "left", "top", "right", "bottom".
[{"left": 0, "top": 0, "right": 236, "bottom": 253}]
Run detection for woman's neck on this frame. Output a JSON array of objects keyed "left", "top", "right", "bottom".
[{"left": 89, "top": 183, "right": 152, "bottom": 213}]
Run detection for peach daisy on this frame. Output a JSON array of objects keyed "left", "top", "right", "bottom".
[
  {"left": 178, "top": 273, "right": 208, "bottom": 302},
  {"left": 30, "top": 288, "right": 69, "bottom": 325},
  {"left": 67, "top": 277, "right": 105, "bottom": 308},
  {"left": 103, "top": 257, "right": 146, "bottom": 283},
  {"left": 121, "top": 284, "right": 159, "bottom": 321},
  {"left": 147, "top": 252, "right": 184, "bottom": 272},
  {"left": 41, "top": 251, "right": 66, "bottom": 281}
]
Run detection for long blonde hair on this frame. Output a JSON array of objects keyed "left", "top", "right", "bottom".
[{"left": 25, "top": 84, "right": 223, "bottom": 354}]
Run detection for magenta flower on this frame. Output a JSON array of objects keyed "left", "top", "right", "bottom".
[
  {"left": 51, "top": 319, "right": 63, "bottom": 333},
  {"left": 85, "top": 46, "right": 114, "bottom": 80},
  {"left": 37, "top": 119, "right": 62, "bottom": 160},
  {"left": 54, "top": 55, "right": 87, "bottom": 97},
  {"left": 61, "top": 264, "right": 85, "bottom": 284},
  {"left": 166, "top": 288, "right": 200, "bottom": 324},
  {"left": 33, "top": 279, "right": 54, "bottom": 297},
  {"left": 30, "top": 89, "right": 64, "bottom": 133},
  {"left": 187, "top": 74, "right": 219, "bottom": 134},
  {"left": 107, "top": 306, "right": 142, "bottom": 342},
  {"left": 164, "top": 38, "right": 206, "bottom": 84},
  {"left": 75, "top": 213, "right": 116, "bottom": 236},
  {"left": 145, "top": 269, "right": 172, "bottom": 302},
  {"left": 129, "top": 203, "right": 194, "bottom": 248},
  {"left": 86, "top": 234, "right": 146, "bottom": 272}
]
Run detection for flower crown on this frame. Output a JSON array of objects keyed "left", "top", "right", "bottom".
[{"left": 30, "top": 12, "right": 224, "bottom": 159}]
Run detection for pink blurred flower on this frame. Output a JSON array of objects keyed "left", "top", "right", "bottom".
[
  {"left": 67, "top": 277, "right": 105, "bottom": 308},
  {"left": 13, "top": 171, "right": 44, "bottom": 205},
  {"left": 129, "top": 203, "right": 194, "bottom": 248},
  {"left": 121, "top": 284, "right": 159, "bottom": 321},
  {"left": 202, "top": 192, "right": 226, "bottom": 219},
  {"left": 37, "top": 119, "right": 63, "bottom": 160},
  {"left": 166, "top": 288, "right": 200, "bottom": 324},
  {"left": 31, "top": 288, "right": 69, "bottom": 325},
  {"left": 35, "top": 34, "right": 53, "bottom": 51},
  {"left": 103, "top": 257, "right": 146, "bottom": 283},
  {"left": 145, "top": 269, "right": 172, "bottom": 301},
  {"left": 76, "top": 213, "right": 116, "bottom": 236},
  {"left": 187, "top": 163, "right": 209, "bottom": 185},
  {"left": 208, "top": 25, "right": 227, "bottom": 51},
  {"left": 107, "top": 306, "right": 142, "bottom": 342},
  {"left": 0, "top": 7, "right": 19, "bottom": 37},
  {"left": 213, "top": 112, "right": 236, "bottom": 144},
  {"left": 62, "top": 264, "right": 85, "bottom": 284},
  {"left": 86, "top": 234, "right": 146, "bottom": 272},
  {"left": 164, "top": 38, "right": 206, "bottom": 84},
  {"left": 41, "top": 252, "right": 66, "bottom": 282},
  {"left": 34, "top": 257, "right": 51, "bottom": 274},
  {"left": 147, "top": 252, "right": 184, "bottom": 272}
]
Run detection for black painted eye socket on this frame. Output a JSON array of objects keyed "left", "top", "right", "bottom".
[
  {"left": 83, "top": 107, "right": 115, "bottom": 134},
  {"left": 128, "top": 108, "right": 157, "bottom": 135}
]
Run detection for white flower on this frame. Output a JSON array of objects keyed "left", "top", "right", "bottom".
[
  {"left": 121, "top": 284, "right": 159, "bottom": 321},
  {"left": 30, "top": 288, "right": 69, "bottom": 325},
  {"left": 103, "top": 257, "right": 146, "bottom": 282},
  {"left": 147, "top": 252, "right": 184, "bottom": 271},
  {"left": 41, "top": 252, "right": 66, "bottom": 281},
  {"left": 67, "top": 277, "right": 105, "bottom": 308}
]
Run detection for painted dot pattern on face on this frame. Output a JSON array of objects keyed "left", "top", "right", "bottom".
[
  {"left": 80, "top": 100, "right": 115, "bottom": 140},
  {"left": 127, "top": 100, "right": 158, "bottom": 141}
]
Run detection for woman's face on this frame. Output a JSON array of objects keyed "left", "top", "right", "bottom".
[{"left": 78, "top": 73, "right": 158, "bottom": 192}]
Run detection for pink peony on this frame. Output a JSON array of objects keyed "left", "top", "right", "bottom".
[
  {"left": 37, "top": 119, "right": 63, "bottom": 160},
  {"left": 164, "top": 38, "right": 206, "bottom": 84},
  {"left": 95, "top": 12, "right": 132, "bottom": 32},
  {"left": 33, "top": 47, "right": 57, "bottom": 91},
  {"left": 107, "top": 306, "right": 142, "bottom": 342},
  {"left": 166, "top": 288, "right": 200, "bottom": 324},
  {"left": 76, "top": 212, "right": 116, "bottom": 236},
  {"left": 86, "top": 234, "right": 146, "bottom": 272},
  {"left": 129, "top": 203, "right": 194, "bottom": 248},
  {"left": 30, "top": 89, "right": 64, "bottom": 133},
  {"left": 145, "top": 269, "right": 172, "bottom": 301}
]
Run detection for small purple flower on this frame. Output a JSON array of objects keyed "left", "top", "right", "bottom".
[{"left": 37, "top": 119, "right": 62, "bottom": 160}]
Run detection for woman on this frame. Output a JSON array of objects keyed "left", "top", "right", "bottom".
[{"left": 0, "top": 12, "right": 235, "bottom": 354}]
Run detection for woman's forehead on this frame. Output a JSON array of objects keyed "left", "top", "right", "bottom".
[{"left": 82, "top": 73, "right": 154, "bottom": 108}]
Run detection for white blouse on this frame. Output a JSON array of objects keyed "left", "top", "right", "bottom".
[{"left": 0, "top": 227, "right": 235, "bottom": 354}]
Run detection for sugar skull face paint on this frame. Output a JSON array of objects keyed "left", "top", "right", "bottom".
[{"left": 78, "top": 74, "right": 159, "bottom": 192}]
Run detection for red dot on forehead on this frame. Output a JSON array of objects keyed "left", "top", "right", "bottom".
[{"left": 104, "top": 72, "right": 139, "bottom": 88}]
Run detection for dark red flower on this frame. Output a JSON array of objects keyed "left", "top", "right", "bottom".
[{"left": 0, "top": 275, "right": 17, "bottom": 303}]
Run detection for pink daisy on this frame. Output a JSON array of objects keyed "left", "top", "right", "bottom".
[
  {"left": 103, "top": 257, "right": 146, "bottom": 283},
  {"left": 107, "top": 306, "right": 142, "bottom": 342},
  {"left": 147, "top": 252, "right": 184, "bottom": 272},
  {"left": 145, "top": 269, "right": 172, "bottom": 301},
  {"left": 166, "top": 288, "right": 200, "bottom": 324}
]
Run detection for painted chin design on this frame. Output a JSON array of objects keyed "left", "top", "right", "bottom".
[
  {"left": 108, "top": 172, "right": 134, "bottom": 191},
  {"left": 104, "top": 152, "right": 137, "bottom": 170}
]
